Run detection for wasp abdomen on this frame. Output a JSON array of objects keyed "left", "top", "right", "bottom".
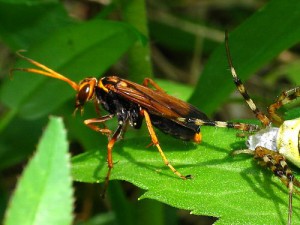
[{"left": 150, "top": 114, "right": 199, "bottom": 141}]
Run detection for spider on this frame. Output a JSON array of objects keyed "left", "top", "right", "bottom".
[{"left": 179, "top": 32, "right": 300, "bottom": 225}]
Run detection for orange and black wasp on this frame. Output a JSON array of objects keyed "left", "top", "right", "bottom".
[{"left": 12, "top": 51, "right": 259, "bottom": 193}]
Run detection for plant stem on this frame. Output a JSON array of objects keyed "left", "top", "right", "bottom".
[
  {"left": 0, "top": 108, "right": 17, "bottom": 134},
  {"left": 136, "top": 199, "right": 164, "bottom": 225},
  {"left": 119, "top": 0, "right": 153, "bottom": 82},
  {"left": 108, "top": 181, "right": 134, "bottom": 225}
]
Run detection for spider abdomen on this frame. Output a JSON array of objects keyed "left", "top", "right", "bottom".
[
  {"left": 247, "top": 126, "right": 279, "bottom": 151},
  {"left": 277, "top": 118, "right": 300, "bottom": 167}
]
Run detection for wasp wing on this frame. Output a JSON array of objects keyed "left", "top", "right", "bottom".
[{"left": 108, "top": 77, "right": 209, "bottom": 129}]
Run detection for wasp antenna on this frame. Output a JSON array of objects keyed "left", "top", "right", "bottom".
[
  {"left": 9, "top": 50, "right": 27, "bottom": 80},
  {"left": 13, "top": 51, "right": 79, "bottom": 91}
]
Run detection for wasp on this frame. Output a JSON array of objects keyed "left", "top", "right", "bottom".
[
  {"left": 12, "top": 50, "right": 259, "bottom": 195},
  {"left": 180, "top": 33, "right": 300, "bottom": 225}
]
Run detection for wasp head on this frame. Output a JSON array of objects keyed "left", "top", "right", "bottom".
[{"left": 75, "top": 77, "right": 98, "bottom": 114}]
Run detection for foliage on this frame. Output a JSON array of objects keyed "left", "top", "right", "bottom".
[
  {"left": 4, "top": 117, "right": 73, "bottom": 225},
  {"left": 72, "top": 125, "right": 300, "bottom": 225}
]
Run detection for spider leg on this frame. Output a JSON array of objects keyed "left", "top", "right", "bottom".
[
  {"left": 141, "top": 109, "right": 191, "bottom": 179},
  {"left": 225, "top": 32, "right": 270, "bottom": 127},
  {"left": 177, "top": 117, "right": 260, "bottom": 132},
  {"left": 268, "top": 87, "right": 300, "bottom": 125},
  {"left": 234, "top": 146, "right": 300, "bottom": 225},
  {"left": 255, "top": 146, "right": 300, "bottom": 225}
]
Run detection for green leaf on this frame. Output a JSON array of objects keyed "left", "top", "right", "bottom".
[
  {"left": 0, "top": 19, "right": 141, "bottom": 119},
  {"left": 72, "top": 124, "right": 299, "bottom": 225},
  {"left": 0, "top": 1, "right": 73, "bottom": 49},
  {"left": 190, "top": 0, "right": 300, "bottom": 115},
  {"left": 284, "top": 107, "right": 300, "bottom": 120},
  {"left": 0, "top": 117, "right": 47, "bottom": 170},
  {"left": 149, "top": 21, "right": 197, "bottom": 52},
  {"left": 4, "top": 117, "right": 73, "bottom": 225},
  {"left": 76, "top": 212, "right": 116, "bottom": 225},
  {"left": 68, "top": 78, "right": 299, "bottom": 224},
  {"left": 266, "top": 59, "right": 300, "bottom": 85}
]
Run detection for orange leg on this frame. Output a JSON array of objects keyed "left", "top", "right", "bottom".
[
  {"left": 141, "top": 109, "right": 190, "bottom": 179},
  {"left": 93, "top": 99, "right": 102, "bottom": 118},
  {"left": 83, "top": 114, "right": 114, "bottom": 137},
  {"left": 84, "top": 114, "right": 122, "bottom": 197},
  {"left": 268, "top": 87, "right": 300, "bottom": 125},
  {"left": 101, "top": 124, "right": 124, "bottom": 197},
  {"left": 142, "top": 78, "right": 165, "bottom": 92}
]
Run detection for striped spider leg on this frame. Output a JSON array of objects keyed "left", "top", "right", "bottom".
[
  {"left": 225, "top": 32, "right": 300, "bottom": 225},
  {"left": 179, "top": 32, "right": 300, "bottom": 225}
]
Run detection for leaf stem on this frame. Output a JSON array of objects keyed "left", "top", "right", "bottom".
[
  {"left": 119, "top": 0, "right": 153, "bottom": 82},
  {"left": 0, "top": 108, "right": 18, "bottom": 134}
]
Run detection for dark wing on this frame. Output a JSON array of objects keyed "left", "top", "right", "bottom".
[{"left": 106, "top": 77, "right": 209, "bottom": 128}]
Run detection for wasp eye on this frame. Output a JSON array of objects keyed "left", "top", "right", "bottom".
[
  {"left": 79, "top": 84, "right": 89, "bottom": 101},
  {"left": 75, "top": 78, "right": 97, "bottom": 111},
  {"left": 76, "top": 83, "right": 92, "bottom": 108}
]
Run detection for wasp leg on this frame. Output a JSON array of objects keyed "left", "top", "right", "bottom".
[
  {"left": 84, "top": 115, "right": 126, "bottom": 197},
  {"left": 141, "top": 109, "right": 190, "bottom": 179},
  {"left": 142, "top": 78, "right": 165, "bottom": 93},
  {"left": 117, "top": 120, "right": 129, "bottom": 140},
  {"left": 268, "top": 87, "right": 300, "bottom": 125},
  {"left": 101, "top": 124, "right": 124, "bottom": 198},
  {"left": 91, "top": 99, "right": 112, "bottom": 134},
  {"left": 93, "top": 99, "right": 102, "bottom": 117},
  {"left": 234, "top": 146, "right": 300, "bottom": 225},
  {"left": 83, "top": 114, "right": 114, "bottom": 137},
  {"left": 225, "top": 32, "right": 270, "bottom": 126}
]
